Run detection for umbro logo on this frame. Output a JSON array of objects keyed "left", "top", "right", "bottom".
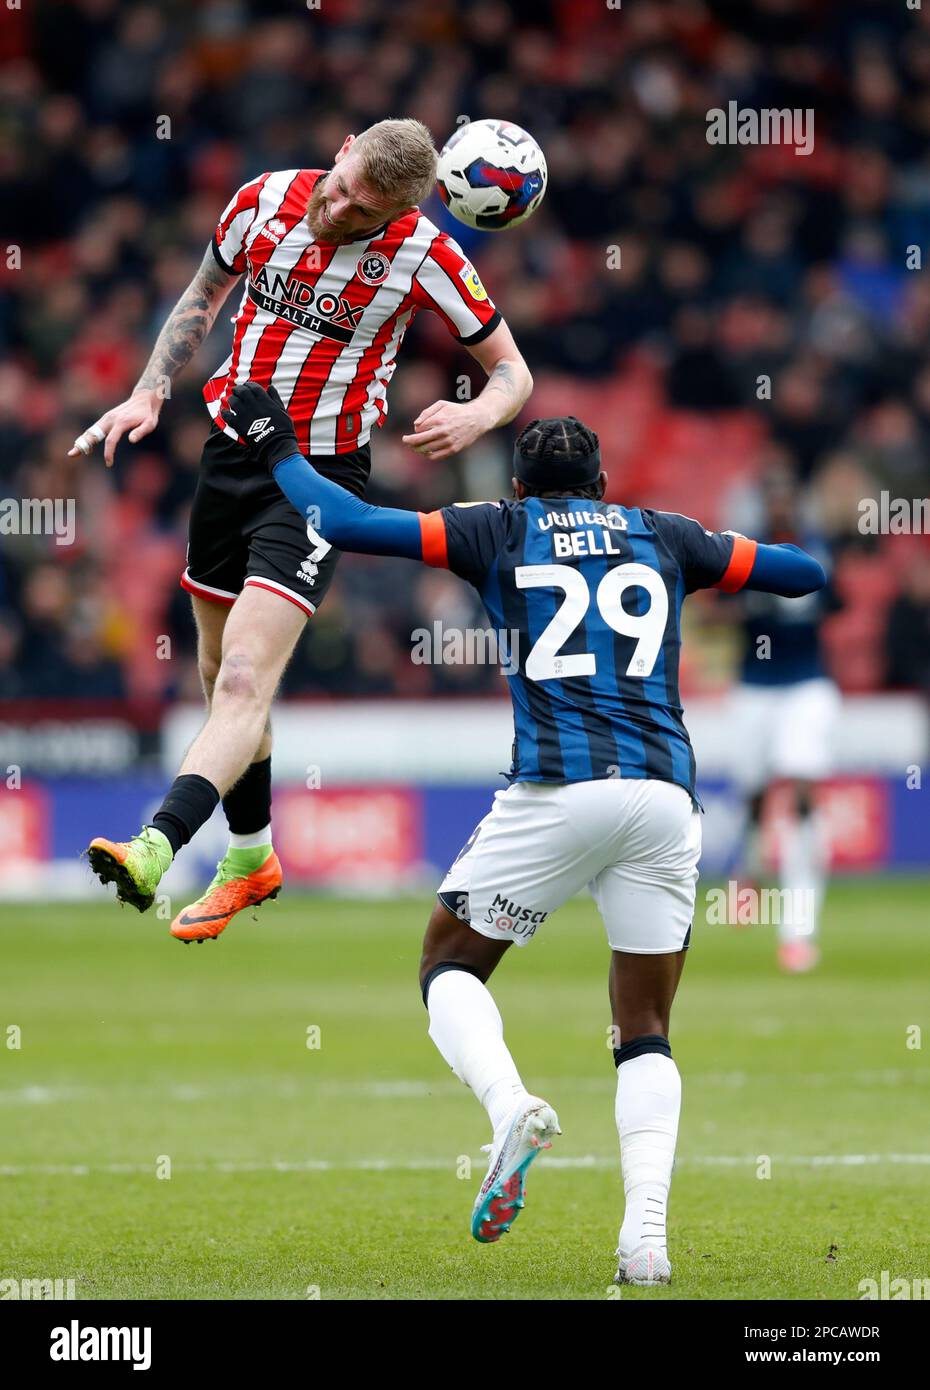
[{"left": 247, "top": 417, "right": 271, "bottom": 436}]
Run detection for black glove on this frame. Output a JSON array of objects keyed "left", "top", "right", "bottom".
[{"left": 220, "top": 382, "right": 299, "bottom": 470}]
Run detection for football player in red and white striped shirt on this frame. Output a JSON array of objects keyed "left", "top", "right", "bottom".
[{"left": 79, "top": 119, "right": 533, "bottom": 940}]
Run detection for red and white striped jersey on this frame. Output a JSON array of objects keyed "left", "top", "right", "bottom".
[{"left": 204, "top": 168, "right": 501, "bottom": 456}]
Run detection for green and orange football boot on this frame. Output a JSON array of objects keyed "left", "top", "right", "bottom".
[
  {"left": 87, "top": 826, "right": 174, "bottom": 912},
  {"left": 169, "top": 846, "right": 282, "bottom": 943}
]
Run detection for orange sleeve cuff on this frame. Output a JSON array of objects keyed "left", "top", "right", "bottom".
[
  {"left": 418, "top": 510, "right": 449, "bottom": 568},
  {"left": 715, "top": 534, "right": 757, "bottom": 592}
]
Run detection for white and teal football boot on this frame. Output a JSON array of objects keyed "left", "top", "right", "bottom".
[{"left": 471, "top": 1095, "right": 561, "bottom": 1243}]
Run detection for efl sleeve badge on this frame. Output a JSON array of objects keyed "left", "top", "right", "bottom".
[{"left": 459, "top": 262, "right": 489, "bottom": 302}]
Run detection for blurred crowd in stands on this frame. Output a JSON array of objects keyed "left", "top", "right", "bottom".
[{"left": 2, "top": 0, "right": 930, "bottom": 704}]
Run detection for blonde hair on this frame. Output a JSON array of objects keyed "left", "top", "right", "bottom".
[{"left": 352, "top": 119, "right": 438, "bottom": 210}]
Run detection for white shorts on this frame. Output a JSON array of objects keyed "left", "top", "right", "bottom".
[
  {"left": 437, "top": 778, "right": 702, "bottom": 954},
  {"left": 728, "top": 678, "right": 841, "bottom": 793}
]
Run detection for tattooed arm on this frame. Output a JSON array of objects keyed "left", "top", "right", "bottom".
[
  {"left": 68, "top": 246, "right": 241, "bottom": 465},
  {"left": 401, "top": 320, "right": 533, "bottom": 461},
  {"left": 136, "top": 248, "right": 236, "bottom": 392},
  {"left": 467, "top": 323, "right": 534, "bottom": 427}
]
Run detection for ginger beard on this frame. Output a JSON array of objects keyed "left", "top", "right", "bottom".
[
  {"left": 305, "top": 171, "right": 402, "bottom": 245},
  {"left": 305, "top": 179, "right": 344, "bottom": 242}
]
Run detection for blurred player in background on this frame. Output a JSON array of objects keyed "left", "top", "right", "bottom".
[
  {"left": 221, "top": 381, "right": 827, "bottom": 1285},
  {"left": 76, "top": 119, "right": 532, "bottom": 939},
  {"left": 726, "top": 466, "right": 842, "bottom": 973}
]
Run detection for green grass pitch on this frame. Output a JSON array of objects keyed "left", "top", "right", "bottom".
[{"left": 1, "top": 878, "right": 928, "bottom": 1300}]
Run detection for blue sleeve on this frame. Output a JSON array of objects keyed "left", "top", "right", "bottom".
[
  {"left": 272, "top": 453, "right": 424, "bottom": 559},
  {"left": 438, "top": 501, "right": 506, "bottom": 584},
  {"left": 746, "top": 542, "right": 827, "bottom": 596},
  {"left": 646, "top": 511, "right": 826, "bottom": 596}
]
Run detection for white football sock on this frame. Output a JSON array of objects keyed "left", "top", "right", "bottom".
[
  {"left": 228, "top": 824, "right": 272, "bottom": 850},
  {"left": 615, "top": 1051, "right": 681, "bottom": 1254},
  {"left": 426, "top": 969, "right": 529, "bottom": 1136},
  {"left": 778, "top": 811, "right": 827, "bottom": 944}
]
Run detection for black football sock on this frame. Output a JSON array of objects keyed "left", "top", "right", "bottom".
[
  {"left": 222, "top": 756, "right": 272, "bottom": 836},
  {"left": 150, "top": 774, "right": 221, "bottom": 856}
]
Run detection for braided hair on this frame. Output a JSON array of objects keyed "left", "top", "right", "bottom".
[{"left": 513, "top": 417, "right": 603, "bottom": 498}]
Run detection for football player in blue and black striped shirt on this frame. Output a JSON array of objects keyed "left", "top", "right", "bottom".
[{"left": 225, "top": 382, "right": 826, "bottom": 1286}]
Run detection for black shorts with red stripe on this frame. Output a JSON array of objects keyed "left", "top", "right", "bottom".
[{"left": 182, "top": 427, "right": 371, "bottom": 617}]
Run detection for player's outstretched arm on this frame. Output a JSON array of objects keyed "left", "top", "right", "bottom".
[
  {"left": 650, "top": 514, "right": 827, "bottom": 599},
  {"left": 221, "top": 383, "right": 425, "bottom": 560},
  {"left": 68, "top": 246, "right": 240, "bottom": 466},
  {"left": 744, "top": 541, "right": 826, "bottom": 596},
  {"left": 402, "top": 321, "right": 532, "bottom": 461},
  {"left": 718, "top": 534, "right": 826, "bottom": 597}
]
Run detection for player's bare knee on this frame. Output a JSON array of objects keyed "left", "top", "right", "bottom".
[
  {"left": 214, "top": 648, "right": 264, "bottom": 708},
  {"left": 419, "top": 944, "right": 471, "bottom": 991},
  {"left": 419, "top": 900, "right": 509, "bottom": 997}
]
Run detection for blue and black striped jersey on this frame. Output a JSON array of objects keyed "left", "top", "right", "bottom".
[
  {"left": 266, "top": 438, "right": 825, "bottom": 798},
  {"left": 421, "top": 496, "right": 756, "bottom": 795}
]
